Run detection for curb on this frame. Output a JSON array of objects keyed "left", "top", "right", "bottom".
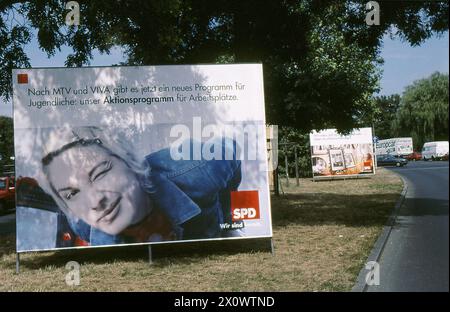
[{"left": 351, "top": 173, "right": 408, "bottom": 292}]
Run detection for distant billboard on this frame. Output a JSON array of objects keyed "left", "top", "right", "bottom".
[
  {"left": 309, "top": 128, "right": 375, "bottom": 178},
  {"left": 375, "top": 137, "right": 413, "bottom": 156},
  {"left": 13, "top": 64, "right": 272, "bottom": 252}
]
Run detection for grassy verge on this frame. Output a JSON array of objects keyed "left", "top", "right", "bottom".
[{"left": 0, "top": 168, "right": 402, "bottom": 291}]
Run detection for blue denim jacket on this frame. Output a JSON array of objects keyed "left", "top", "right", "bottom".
[{"left": 67, "top": 138, "right": 241, "bottom": 246}]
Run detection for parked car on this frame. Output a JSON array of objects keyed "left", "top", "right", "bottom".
[
  {"left": 0, "top": 176, "right": 15, "bottom": 212},
  {"left": 377, "top": 155, "right": 408, "bottom": 167},
  {"left": 403, "top": 151, "right": 422, "bottom": 161},
  {"left": 422, "top": 141, "right": 449, "bottom": 160}
]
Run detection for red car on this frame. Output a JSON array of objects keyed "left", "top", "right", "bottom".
[
  {"left": 404, "top": 152, "right": 422, "bottom": 161},
  {"left": 0, "top": 176, "right": 15, "bottom": 212}
]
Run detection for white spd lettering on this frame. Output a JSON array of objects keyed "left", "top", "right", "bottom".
[{"left": 233, "top": 208, "right": 257, "bottom": 220}]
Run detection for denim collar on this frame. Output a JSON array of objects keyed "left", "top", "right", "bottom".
[{"left": 142, "top": 168, "right": 202, "bottom": 226}]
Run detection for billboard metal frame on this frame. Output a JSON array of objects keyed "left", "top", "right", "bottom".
[{"left": 13, "top": 64, "right": 274, "bottom": 271}]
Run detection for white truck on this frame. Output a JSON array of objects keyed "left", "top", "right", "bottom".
[
  {"left": 375, "top": 137, "right": 413, "bottom": 157},
  {"left": 421, "top": 141, "right": 449, "bottom": 160}
]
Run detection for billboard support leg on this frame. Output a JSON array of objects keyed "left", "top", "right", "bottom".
[
  {"left": 270, "top": 238, "right": 275, "bottom": 256},
  {"left": 273, "top": 168, "right": 279, "bottom": 196},
  {"left": 278, "top": 173, "right": 285, "bottom": 195},
  {"left": 284, "top": 151, "right": 289, "bottom": 186},
  {"left": 148, "top": 246, "right": 153, "bottom": 264},
  {"left": 16, "top": 253, "right": 20, "bottom": 274},
  {"left": 294, "top": 146, "right": 299, "bottom": 186}
]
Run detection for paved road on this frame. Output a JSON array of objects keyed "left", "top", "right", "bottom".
[
  {"left": 367, "top": 161, "right": 449, "bottom": 292},
  {"left": 0, "top": 211, "right": 15, "bottom": 235}
]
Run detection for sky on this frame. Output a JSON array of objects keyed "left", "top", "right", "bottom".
[
  {"left": 379, "top": 32, "right": 449, "bottom": 96},
  {"left": 0, "top": 31, "right": 448, "bottom": 117}
]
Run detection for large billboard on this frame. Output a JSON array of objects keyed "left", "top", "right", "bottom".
[
  {"left": 13, "top": 64, "right": 272, "bottom": 252},
  {"left": 375, "top": 137, "right": 413, "bottom": 156},
  {"left": 309, "top": 128, "right": 375, "bottom": 178}
]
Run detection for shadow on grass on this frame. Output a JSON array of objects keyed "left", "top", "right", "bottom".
[
  {"left": 271, "top": 193, "right": 400, "bottom": 227},
  {"left": 1, "top": 236, "right": 272, "bottom": 270},
  {"left": 1, "top": 190, "right": 406, "bottom": 269},
  {"left": 309, "top": 176, "right": 372, "bottom": 182}
]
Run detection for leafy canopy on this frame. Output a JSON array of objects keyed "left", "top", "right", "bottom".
[
  {"left": 393, "top": 72, "right": 449, "bottom": 150},
  {"left": 0, "top": 1, "right": 448, "bottom": 131}
]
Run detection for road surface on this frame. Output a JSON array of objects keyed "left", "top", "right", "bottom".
[
  {"left": 367, "top": 161, "right": 449, "bottom": 292},
  {"left": 0, "top": 212, "right": 15, "bottom": 235}
]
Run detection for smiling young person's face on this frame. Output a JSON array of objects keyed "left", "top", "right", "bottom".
[{"left": 46, "top": 144, "right": 150, "bottom": 235}]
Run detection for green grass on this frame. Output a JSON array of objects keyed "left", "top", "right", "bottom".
[{"left": 0, "top": 168, "right": 402, "bottom": 291}]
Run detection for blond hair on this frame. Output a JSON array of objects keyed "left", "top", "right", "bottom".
[{"left": 40, "top": 126, "right": 147, "bottom": 216}]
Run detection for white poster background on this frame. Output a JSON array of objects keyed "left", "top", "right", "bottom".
[
  {"left": 13, "top": 65, "right": 265, "bottom": 129},
  {"left": 13, "top": 64, "right": 272, "bottom": 252},
  {"left": 310, "top": 128, "right": 373, "bottom": 146}
]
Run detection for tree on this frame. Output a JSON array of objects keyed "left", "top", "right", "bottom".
[
  {"left": 1, "top": 1, "right": 448, "bottom": 132},
  {"left": 393, "top": 72, "right": 449, "bottom": 150},
  {"left": 278, "top": 126, "right": 312, "bottom": 178},
  {"left": 371, "top": 94, "right": 401, "bottom": 140},
  {"left": 0, "top": 116, "right": 14, "bottom": 169}
]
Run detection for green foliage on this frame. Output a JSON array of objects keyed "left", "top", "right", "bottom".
[
  {"left": 0, "top": 1, "right": 448, "bottom": 131},
  {"left": 371, "top": 94, "right": 401, "bottom": 140},
  {"left": 0, "top": 116, "right": 14, "bottom": 169},
  {"left": 278, "top": 126, "right": 311, "bottom": 178},
  {"left": 281, "top": 2, "right": 382, "bottom": 131},
  {"left": 0, "top": 5, "right": 31, "bottom": 100},
  {"left": 393, "top": 72, "right": 449, "bottom": 150}
]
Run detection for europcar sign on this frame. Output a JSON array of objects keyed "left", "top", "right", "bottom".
[
  {"left": 13, "top": 64, "right": 272, "bottom": 252},
  {"left": 375, "top": 137, "right": 413, "bottom": 156}
]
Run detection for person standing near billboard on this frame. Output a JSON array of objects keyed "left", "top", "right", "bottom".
[{"left": 39, "top": 127, "right": 242, "bottom": 246}]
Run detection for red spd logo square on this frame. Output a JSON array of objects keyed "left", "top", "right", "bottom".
[
  {"left": 231, "top": 190, "right": 260, "bottom": 221},
  {"left": 17, "top": 74, "right": 28, "bottom": 84}
]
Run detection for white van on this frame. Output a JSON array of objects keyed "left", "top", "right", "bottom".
[{"left": 421, "top": 141, "right": 449, "bottom": 160}]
